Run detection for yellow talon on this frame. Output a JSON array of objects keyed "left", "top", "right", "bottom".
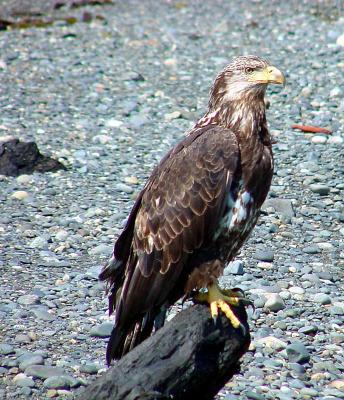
[
  {"left": 195, "top": 282, "right": 246, "bottom": 330},
  {"left": 210, "top": 301, "right": 218, "bottom": 319}
]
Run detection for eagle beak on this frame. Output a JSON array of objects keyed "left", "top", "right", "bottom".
[{"left": 249, "top": 65, "right": 285, "bottom": 86}]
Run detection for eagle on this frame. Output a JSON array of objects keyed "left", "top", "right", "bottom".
[{"left": 99, "top": 55, "right": 285, "bottom": 364}]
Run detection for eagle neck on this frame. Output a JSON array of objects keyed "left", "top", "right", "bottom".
[{"left": 196, "top": 93, "right": 270, "bottom": 147}]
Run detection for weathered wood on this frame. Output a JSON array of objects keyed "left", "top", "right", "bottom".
[{"left": 79, "top": 303, "right": 250, "bottom": 400}]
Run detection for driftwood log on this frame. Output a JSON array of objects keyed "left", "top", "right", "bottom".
[{"left": 78, "top": 303, "right": 250, "bottom": 400}]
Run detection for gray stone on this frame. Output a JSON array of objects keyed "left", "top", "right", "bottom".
[
  {"left": 79, "top": 363, "right": 99, "bottom": 374},
  {"left": 262, "top": 198, "right": 295, "bottom": 219},
  {"left": 224, "top": 260, "right": 244, "bottom": 275},
  {"left": 13, "top": 374, "right": 35, "bottom": 388},
  {"left": 286, "top": 342, "right": 310, "bottom": 364},
  {"left": 313, "top": 293, "right": 331, "bottom": 305},
  {"left": 300, "top": 388, "right": 319, "bottom": 397},
  {"left": 309, "top": 184, "right": 330, "bottom": 195},
  {"left": 0, "top": 343, "right": 14, "bottom": 355},
  {"left": 25, "top": 365, "right": 65, "bottom": 379},
  {"left": 264, "top": 294, "right": 285, "bottom": 312},
  {"left": 17, "top": 294, "right": 40, "bottom": 305},
  {"left": 245, "top": 391, "right": 265, "bottom": 400},
  {"left": 14, "top": 334, "right": 31, "bottom": 344},
  {"left": 298, "top": 325, "right": 318, "bottom": 335},
  {"left": 43, "top": 375, "right": 78, "bottom": 389},
  {"left": 29, "top": 236, "right": 49, "bottom": 249},
  {"left": 254, "top": 249, "right": 274, "bottom": 262},
  {"left": 89, "top": 244, "right": 112, "bottom": 256},
  {"left": 89, "top": 322, "right": 113, "bottom": 338},
  {"left": 19, "top": 354, "right": 44, "bottom": 370},
  {"left": 115, "top": 183, "right": 134, "bottom": 194},
  {"left": 31, "top": 308, "right": 55, "bottom": 321},
  {"left": 303, "top": 246, "right": 320, "bottom": 254}
]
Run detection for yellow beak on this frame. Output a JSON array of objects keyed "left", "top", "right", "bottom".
[{"left": 249, "top": 65, "right": 285, "bottom": 85}]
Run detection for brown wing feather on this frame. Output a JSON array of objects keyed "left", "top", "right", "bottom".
[
  {"left": 102, "top": 125, "right": 239, "bottom": 362},
  {"left": 120, "top": 126, "right": 238, "bottom": 315}
]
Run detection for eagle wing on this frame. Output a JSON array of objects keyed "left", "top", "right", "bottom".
[{"left": 100, "top": 125, "right": 239, "bottom": 361}]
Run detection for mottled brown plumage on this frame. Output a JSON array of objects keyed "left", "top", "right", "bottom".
[{"left": 99, "top": 55, "right": 285, "bottom": 364}]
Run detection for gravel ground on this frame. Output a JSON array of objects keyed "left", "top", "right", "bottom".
[{"left": 0, "top": 1, "right": 344, "bottom": 399}]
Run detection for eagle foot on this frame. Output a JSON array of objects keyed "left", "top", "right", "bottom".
[{"left": 195, "top": 283, "right": 249, "bottom": 334}]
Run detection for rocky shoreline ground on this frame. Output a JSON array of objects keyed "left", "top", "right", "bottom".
[{"left": 0, "top": 1, "right": 343, "bottom": 399}]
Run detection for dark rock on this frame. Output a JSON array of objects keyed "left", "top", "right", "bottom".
[{"left": 0, "top": 139, "right": 66, "bottom": 176}]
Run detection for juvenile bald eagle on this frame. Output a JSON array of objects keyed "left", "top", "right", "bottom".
[{"left": 100, "top": 55, "right": 285, "bottom": 364}]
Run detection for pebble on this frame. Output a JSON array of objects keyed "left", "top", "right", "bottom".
[
  {"left": 43, "top": 375, "right": 77, "bottom": 389},
  {"left": 164, "top": 111, "right": 182, "bottom": 121},
  {"left": 29, "top": 236, "right": 49, "bottom": 249},
  {"left": 337, "top": 33, "right": 344, "bottom": 46},
  {"left": 311, "top": 136, "right": 327, "bottom": 144},
  {"left": 264, "top": 294, "right": 285, "bottom": 312},
  {"left": 89, "top": 322, "right": 113, "bottom": 338},
  {"left": 289, "top": 286, "right": 305, "bottom": 295},
  {"left": 19, "top": 354, "right": 44, "bottom": 370},
  {"left": 89, "top": 244, "right": 112, "bottom": 256},
  {"left": 254, "top": 249, "right": 274, "bottom": 262},
  {"left": 262, "top": 198, "right": 295, "bottom": 220},
  {"left": 255, "top": 336, "right": 287, "bottom": 351},
  {"left": 0, "top": 343, "right": 15, "bottom": 355},
  {"left": 105, "top": 118, "right": 123, "bottom": 128},
  {"left": 309, "top": 184, "right": 330, "bottom": 195},
  {"left": 17, "top": 294, "right": 40, "bottom": 305},
  {"left": 313, "top": 293, "right": 331, "bottom": 305},
  {"left": 16, "top": 175, "right": 31, "bottom": 184},
  {"left": 329, "top": 379, "right": 344, "bottom": 390},
  {"left": 25, "top": 365, "right": 66, "bottom": 379},
  {"left": 327, "top": 136, "right": 343, "bottom": 145},
  {"left": 55, "top": 230, "right": 69, "bottom": 241},
  {"left": 286, "top": 342, "right": 310, "bottom": 364},
  {"left": 303, "top": 245, "right": 320, "bottom": 254},
  {"left": 115, "top": 182, "right": 134, "bottom": 193},
  {"left": 298, "top": 325, "right": 318, "bottom": 335},
  {"left": 31, "top": 308, "right": 55, "bottom": 321},
  {"left": 15, "top": 334, "right": 32, "bottom": 344},
  {"left": 79, "top": 363, "right": 99, "bottom": 374},
  {"left": 224, "top": 260, "right": 244, "bottom": 275},
  {"left": 13, "top": 373, "right": 35, "bottom": 388},
  {"left": 10, "top": 190, "right": 29, "bottom": 200}
]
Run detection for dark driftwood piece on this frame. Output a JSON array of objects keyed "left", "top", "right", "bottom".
[
  {"left": 0, "top": 138, "right": 66, "bottom": 176},
  {"left": 79, "top": 303, "right": 250, "bottom": 400}
]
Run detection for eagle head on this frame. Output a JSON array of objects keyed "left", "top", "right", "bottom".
[{"left": 209, "top": 55, "right": 285, "bottom": 110}]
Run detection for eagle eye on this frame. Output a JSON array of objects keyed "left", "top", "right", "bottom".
[{"left": 245, "top": 67, "right": 254, "bottom": 74}]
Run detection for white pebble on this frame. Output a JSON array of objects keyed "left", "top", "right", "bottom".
[
  {"left": 327, "top": 136, "right": 343, "bottom": 145},
  {"left": 11, "top": 191, "right": 29, "bottom": 200},
  {"left": 330, "top": 87, "right": 342, "bottom": 98},
  {"left": 264, "top": 294, "right": 285, "bottom": 312},
  {"left": 16, "top": 175, "right": 31, "bottom": 184},
  {"left": 311, "top": 135, "right": 327, "bottom": 144},
  {"left": 55, "top": 230, "right": 69, "bottom": 241},
  {"left": 289, "top": 286, "right": 305, "bottom": 295},
  {"left": 92, "top": 134, "right": 112, "bottom": 144},
  {"left": 105, "top": 119, "right": 123, "bottom": 128},
  {"left": 317, "top": 242, "right": 334, "bottom": 251},
  {"left": 336, "top": 33, "right": 344, "bottom": 47},
  {"left": 255, "top": 336, "right": 287, "bottom": 351}
]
